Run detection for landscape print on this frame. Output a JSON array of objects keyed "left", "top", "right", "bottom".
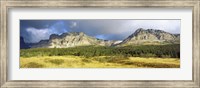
[{"left": 20, "top": 20, "right": 180, "bottom": 68}]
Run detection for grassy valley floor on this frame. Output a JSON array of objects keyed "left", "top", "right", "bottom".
[{"left": 20, "top": 56, "right": 180, "bottom": 68}]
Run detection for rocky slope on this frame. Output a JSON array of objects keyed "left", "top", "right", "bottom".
[
  {"left": 31, "top": 32, "right": 117, "bottom": 48},
  {"left": 20, "top": 37, "right": 30, "bottom": 49},
  {"left": 118, "top": 28, "right": 180, "bottom": 46},
  {"left": 24, "top": 28, "right": 180, "bottom": 49}
]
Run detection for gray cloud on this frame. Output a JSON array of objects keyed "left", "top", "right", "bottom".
[
  {"left": 70, "top": 20, "right": 180, "bottom": 40},
  {"left": 20, "top": 20, "right": 180, "bottom": 43}
]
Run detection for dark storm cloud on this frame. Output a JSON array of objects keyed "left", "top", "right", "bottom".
[
  {"left": 20, "top": 20, "right": 70, "bottom": 43},
  {"left": 20, "top": 20, "right": 180, "bottom": 43},
  {"left": 20, "top": 20, "right": 57, "bottom": 29}
]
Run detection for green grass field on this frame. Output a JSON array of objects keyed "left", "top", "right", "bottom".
[{"left": 20, "top": 45, "right": 180, "bottom": 68}]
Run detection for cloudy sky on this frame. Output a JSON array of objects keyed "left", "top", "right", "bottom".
[{"left": 20, "top": 20, "right": 180, "bottom": 43}]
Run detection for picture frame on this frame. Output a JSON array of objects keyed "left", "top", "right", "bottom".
[{"left": 0, "top": 0, "right": 199, "bottom": 87}]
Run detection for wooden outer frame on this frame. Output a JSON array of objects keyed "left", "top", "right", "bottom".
[{"left": 0, "top": 0, "right": 199, "bottom": 87}]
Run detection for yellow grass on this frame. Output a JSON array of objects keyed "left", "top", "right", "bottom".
[{"left": 20, "top": 56, "right": 180, "bottom": 68}]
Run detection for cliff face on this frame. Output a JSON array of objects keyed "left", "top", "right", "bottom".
[
  {"left": 118, "top": 28, "right": 180, "bottom": 46},
  {"left": 25, "top": 28, "right": 180, "bottom": 49},
  {"left": 31, "top": 32, "right": 116, "bottom": 48},
  {"left": 20, "top": 37, "right": 30, "bottom": 49}
]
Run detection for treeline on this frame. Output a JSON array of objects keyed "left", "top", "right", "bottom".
[{"left": 20, "top": 44, "right": 180, "bottom": 58}]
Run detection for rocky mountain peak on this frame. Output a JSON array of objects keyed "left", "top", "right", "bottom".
[
  {"left": 50, "top": 34, "right": 60, "bottom": 39},
  {"left": 27, "top": 28, "right": 180, "bottom": 48},
  {"left": 31, "top": 32, "right": 116, "bottom": 48},
  {"left": 49, "top": 32, "right": 86, "bottom": 40},
  {"left": 68, "top": 32, "right": 84, "bottom": 36},
  {"left": 133, "top": 28, "right": 167, "bottom": 36},
  {"left": 134, "top": 28, "right": 145, "bottom": 33},
  {"left": 119, "top": 28, "right": 180, "bottom": 46}
]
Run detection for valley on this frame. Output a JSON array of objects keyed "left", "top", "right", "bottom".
[
  {"left": 20, "top": 28, "right": 180, "bottom": 68},
  {"left": 20, "top": 44, "right": 180, "bottom": 68}
]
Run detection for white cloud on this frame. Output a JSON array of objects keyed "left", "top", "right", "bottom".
[
  {"left": 26, "top": 27, "right": 51, "bottom": 43},
  {"left": 69, "top": 21, "right": 78, "bottom": 29},
  {"left": 73, "top": 20, "right": 180, "bottom": 40},
  {"left": 127, "top": 20, "right": 180, "bottom": 34},
  {"left": 21, "top": 20, "right": 180, "bottom": 42}
]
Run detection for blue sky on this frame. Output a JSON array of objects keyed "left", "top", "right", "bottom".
[{"left": 20, "top": 20, "right": 180, "bottom": 43}]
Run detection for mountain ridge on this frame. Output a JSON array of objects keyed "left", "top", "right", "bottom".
[
  {"left": 21, "top": 28, "right": 180, "bottom": 49},
  {"left": 118, "top": 28, "right": 180, "bottom": 46},
  {"left": 29, "top": 32, "right": 119, "bottom": 48}
]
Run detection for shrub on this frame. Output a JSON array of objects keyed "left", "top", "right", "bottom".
[
  {"left": 20, "top": 44, "right": 180, "bottom": 58},
  {"left": 93, "top": 55, "right": 129, "bottom": 63},
  {"left": 82, "top": 58, "right": 91, "bottom": 63},
  {"left": 161, "top": 55, "right": 171, "bottom": 58},
  {"left": 24, "top": 62, "right": 44, "bottom": 68},
  {"left": 47, "top": 59, "right": 64, "bottom": 65},
  {"left": 141, "top": 53, "right": 156, "bottom": 57}
]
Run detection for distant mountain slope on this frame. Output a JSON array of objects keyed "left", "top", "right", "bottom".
[
  {"left": 22, "top": 28, "right": 180, "bottom": 49},
  {"left": 20, "top": 37, "right": 30, "bottom": 49},
  {"left": 31, "top": 32, "right": 118, "bottom": 48},
  {"left": 117, "top": 28, "right": 180, "bottom": 46}
]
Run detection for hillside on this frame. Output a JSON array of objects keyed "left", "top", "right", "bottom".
[
  {"left": 21, "top": 28, "right": 180, "bottom": 49},
  {"left": 117, "top": 28, "right": 180, "bottom": 46},
  {"left": 30, "top": 32, "right": 119, "bottom": 48}
]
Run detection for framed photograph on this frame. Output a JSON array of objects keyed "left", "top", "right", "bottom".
[{"left": 1, "top": 0, "right": 199, "bottom": 87}]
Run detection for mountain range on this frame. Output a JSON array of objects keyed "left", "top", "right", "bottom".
[{"left": 20, "top": 28, "right": 180, "bottom": 49}]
